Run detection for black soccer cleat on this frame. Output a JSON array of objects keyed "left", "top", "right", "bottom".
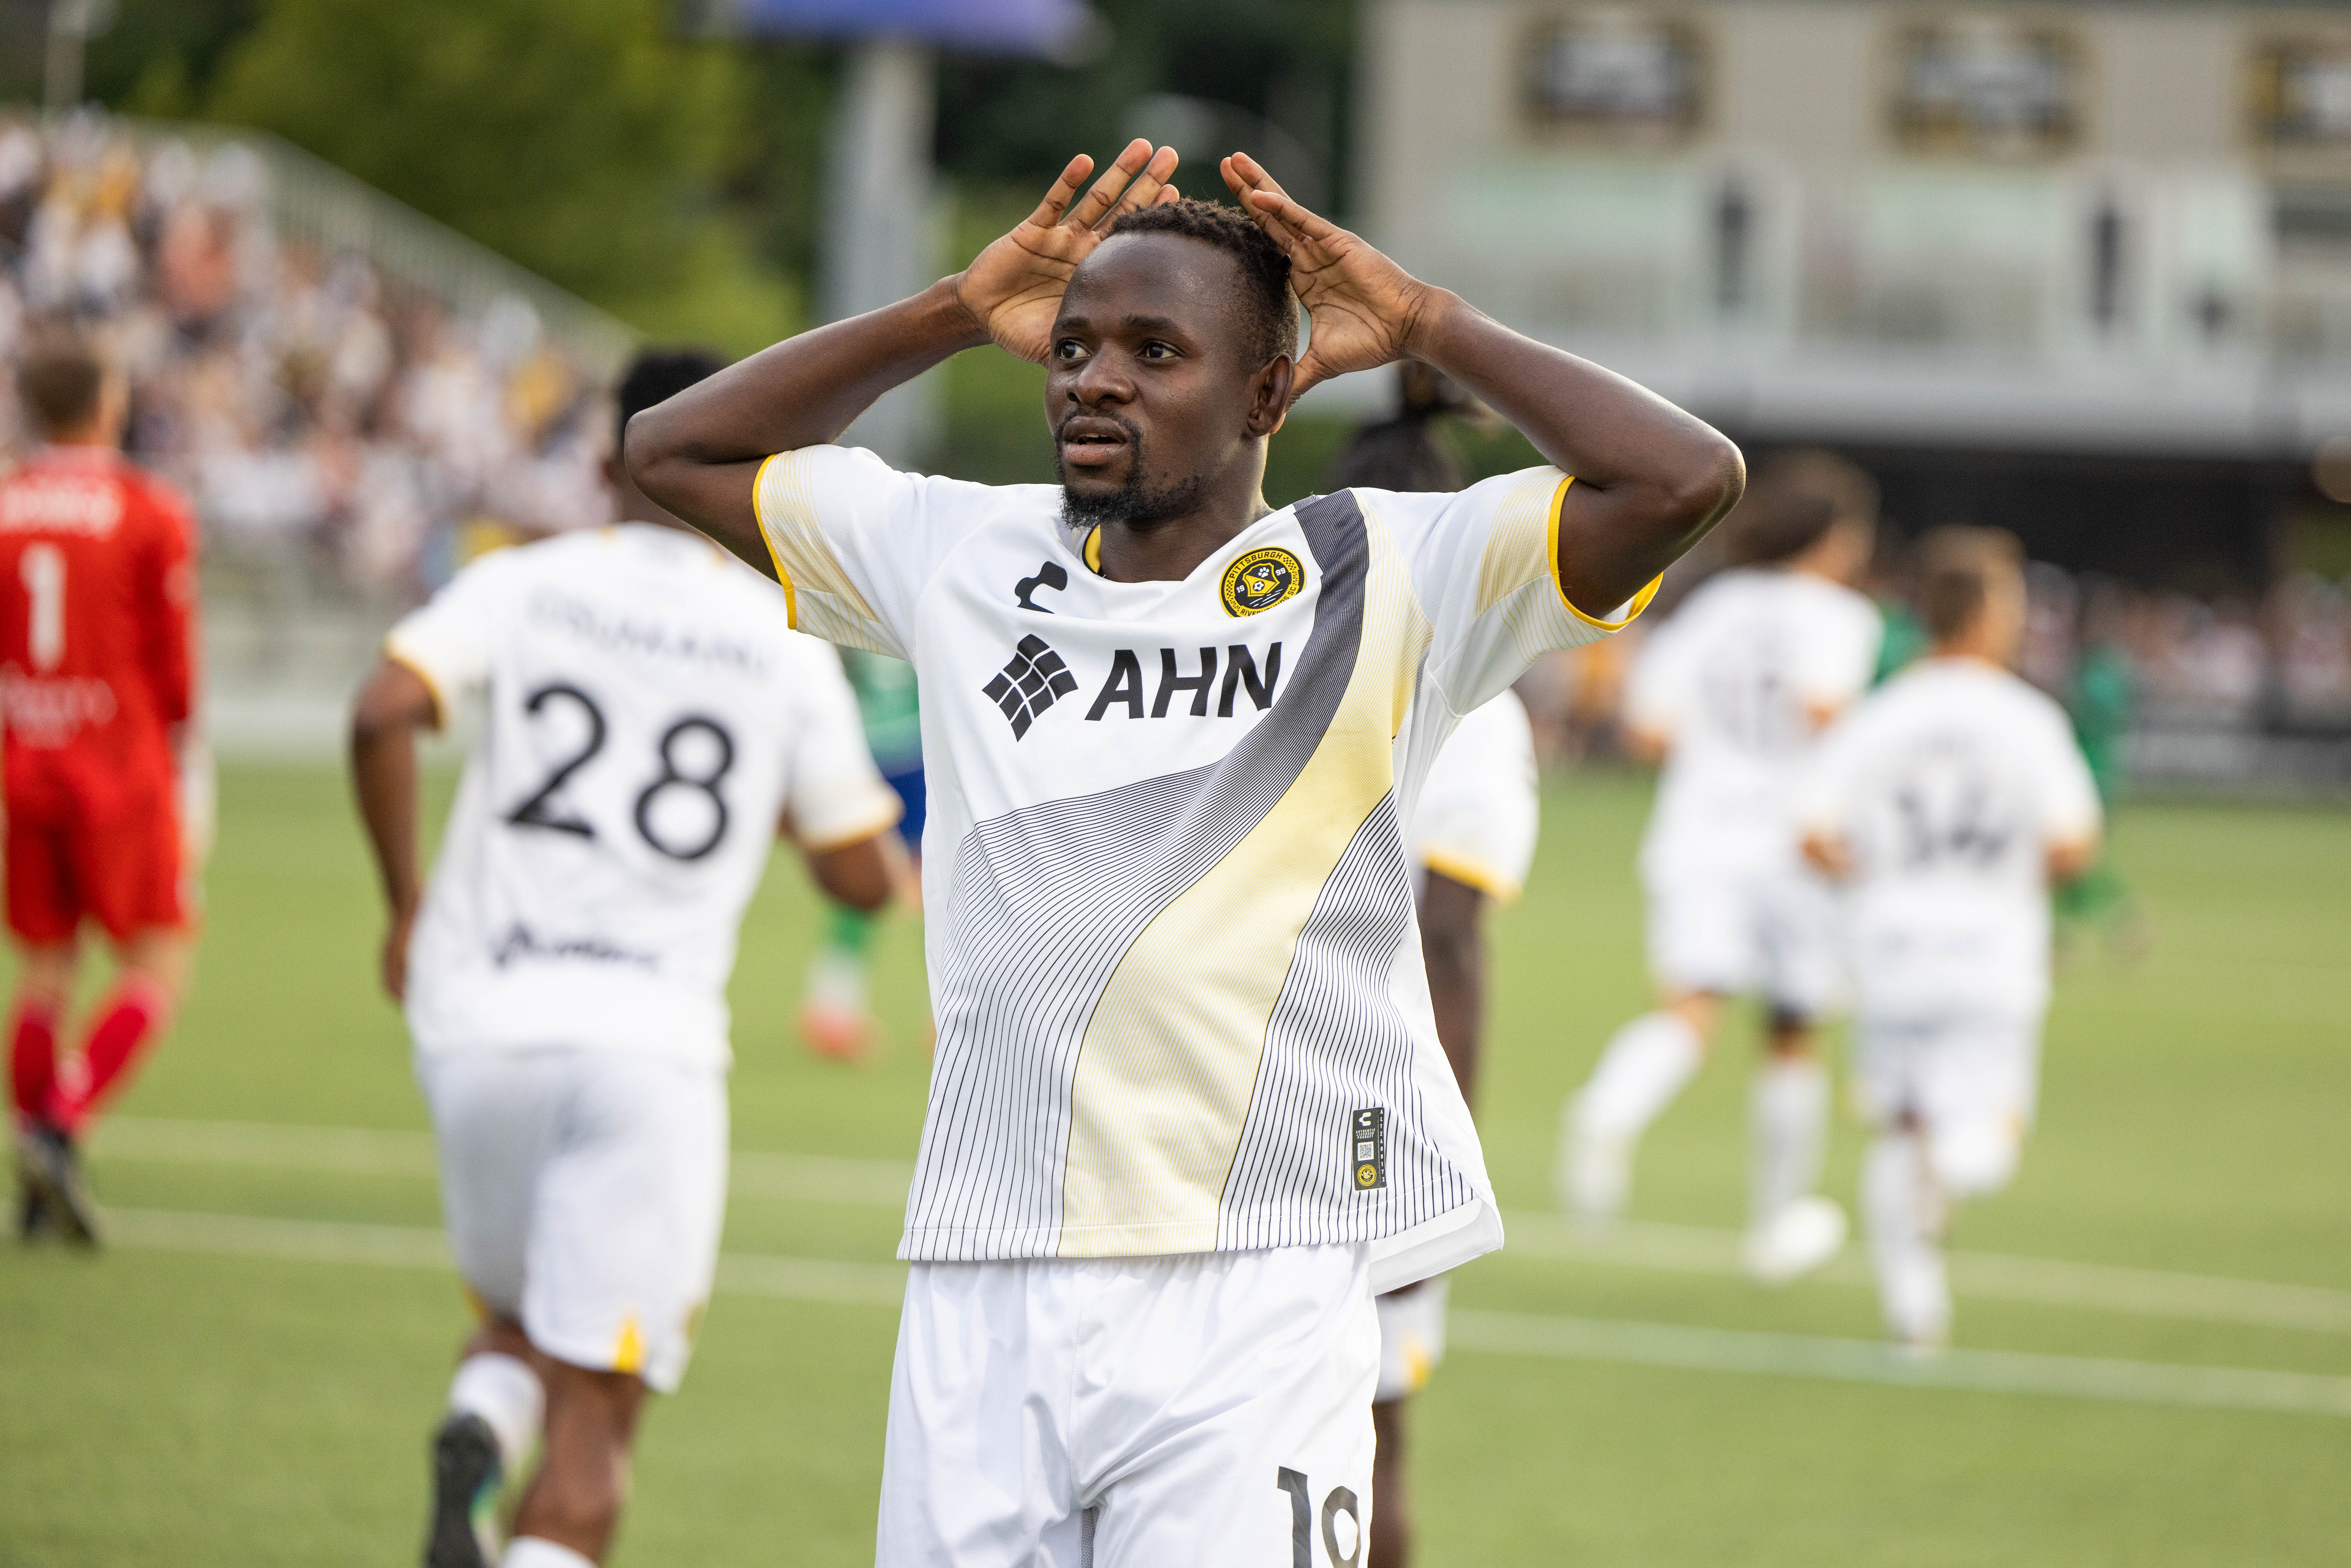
[
  {"left": 14, "top": 1138, "right": 50, "bottom": 1241},
  {"left": 17, "top": 1125, "right": 98, "bottom": 1247},
  {"left": 422, "top": 1411, "right": 504, "bottom": 1568}
]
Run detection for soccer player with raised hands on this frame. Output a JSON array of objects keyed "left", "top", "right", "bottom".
[{"left": 629, "top": 141, "right": 1743, "bottom": 1566}]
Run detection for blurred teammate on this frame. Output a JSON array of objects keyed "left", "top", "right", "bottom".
[
  {"left": 630, "top": 143, "right": 1739, "bottom": 1565},
  {"left": 1327, "top": 369, "right": 1541, "bottom": 1568},
  {"left": 1800, "top": 528, "right": 2100, "bottom": 1349},
  {"left": 1560, "top": 452, "right": 1880, "bottom": 1282},
  {"left": 350, "top": 350, "right": 898, "bottom": 1568},
  {"left": 4, "top": 334, "right": 203, "bottom": 1246},
  {"left": 797, "top": 646, "right": 921, "bottom": 1060}
]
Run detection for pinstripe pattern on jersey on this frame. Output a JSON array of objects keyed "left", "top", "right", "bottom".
[
  {"left": 1216, "top": 795, "right": 1476, "bottom": 1249},
  {"left": 900, "top": 492, "right": 1371, "bottom": 1259}
]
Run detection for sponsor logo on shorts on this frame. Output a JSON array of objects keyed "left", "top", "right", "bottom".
[
  {"left": 1351, "top": 1106, "right": 1388, "bottom": 1191},
  {"left": 1221, "top": 547, "right": 1304, "bottom": 616}
]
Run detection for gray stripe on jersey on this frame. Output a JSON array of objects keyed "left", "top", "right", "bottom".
[
  {"left": 1216, "top": 795, "right": 1477, "bottom": 1250},
  {"left": 901, "top": 492, "right": 1374, "bottom": 1256}
]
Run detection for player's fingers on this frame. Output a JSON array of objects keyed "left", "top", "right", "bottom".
[
  {"left": 1069, "top": 138, "right": 1156, "bottom": 229},
  {"left": 1246, "top": 187, "right": 1343, "bottom": 247},
  {"left": 1026, "top": 154, "right": 1095, "bottom": 227},
  {"left": 1287, "top": 352, "right": 1329, "bottom": 408},
  {"left": 1226, "top": 150, "right": 1293, "bottom": 206},
  {"left": 1155, "top": 184, "right": 1181, "bottom": 206},
  {"left": 1097, "top": 145, "right": 1180, "bottom": 230}
]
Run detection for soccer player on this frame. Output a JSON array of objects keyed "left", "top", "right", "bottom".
[
  {"left": 1327, "top": 374, "right": 1541, "bottom": 1568},
  {"left": 1558, "top": 451, "right": 1882, "bottom": 1283},
  {"left": 349, "top": 350, "right": 901, "bottom": 1568},
  {"left": 4, "top": 334, "right": 202, "bottom": 1246},
  {"left": 628, "top": 141, "right": 1741, "bottom": 1564},
  {"left": 1799, "top": 528, "right": 2101, "bottom": 1350}
]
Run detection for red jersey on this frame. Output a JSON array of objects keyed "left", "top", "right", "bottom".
[{"left": 0, "top": 446, "right": 198, "bottom": 817}]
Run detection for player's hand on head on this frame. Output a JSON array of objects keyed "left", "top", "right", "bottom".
[
  {"left": 1221, "top": 152, "right": 1434, "bottom": 404},
  {"left": 954, "top": 140, "right": 1181, "bottom": 364}
]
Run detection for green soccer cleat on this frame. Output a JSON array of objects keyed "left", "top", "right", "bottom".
[{"left": 422, "top": 1411, "right": 504, "bottom": 1568}]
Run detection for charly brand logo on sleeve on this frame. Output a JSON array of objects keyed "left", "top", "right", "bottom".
[
  {"left": 981, "top": 633, "right": 1079, "bottom": 739},
  {"left": 1220, "top": 547, "right": 1304, "bottom": 616}
]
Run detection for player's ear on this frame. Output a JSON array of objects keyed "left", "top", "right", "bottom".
[{"left": 1246, "top": 354, "right": 1293, "bottom": 438}]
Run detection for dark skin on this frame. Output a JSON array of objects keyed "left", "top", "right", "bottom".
[
  {"left": 346, "top": 458, "right": 893, "bottom": 1564},
  {"left": 627, "top": 142, "right": 1743, "bottom": 612},
  {"left": 1372, "top": 868, "right": 1486, "bottom": 1568}
]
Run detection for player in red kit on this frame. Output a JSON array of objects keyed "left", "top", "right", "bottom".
[{"left": 4, "top": 336, "right": 202, "bottom": 1245}]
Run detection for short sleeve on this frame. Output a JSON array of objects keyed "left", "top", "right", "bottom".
[
  {"left": 752, "top": 445, "right": 1001, "bottom": 658},
  {"left": 779, "top": 637, "right": 904, "bottom": 851},
  {"left": 382, "top": 553, "right": 516, "bottom": 725},
  {"left": 1359, "top": 468, "right": 1659, "bottom": 713},
  {"left": 1623, "top": 610, "right": 1695, "bottom": 739},
  {"left": 2034, "top": 708, "right": 2103, "bottom": 848},
  {"left": 1793, "top": 593, "right": 1885, "bottom": 714},
  {"left": 1410, "top": 694, "right": 1540, "bottom": 901}
]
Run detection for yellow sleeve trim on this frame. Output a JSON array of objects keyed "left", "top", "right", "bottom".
[
  {"left": 1420, "top": 845, "right": 1521, "bottom": 903},
  {"left": 382, "top": 643, "right": 449, "bottom": 732},
  {"left": 799, "top": 795, "right": 904, "bottom": 853},
  {"left": 1544, "top": 473, "right": 1663, "bottom": 631},
  {"left": 750, "top": 452, "right": 800, "bottom": 629}
]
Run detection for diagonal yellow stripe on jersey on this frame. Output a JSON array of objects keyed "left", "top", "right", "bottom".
[{"left": 1057, "top": 509, "right": 1433, "bottom": 1255}]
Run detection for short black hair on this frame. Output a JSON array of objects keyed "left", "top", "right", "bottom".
[
  {"left": 17, "top": 333, "right": 107, "bottom": 435},
  {"left": 1104, "top": 198, "right": 1298, "bottom": 367},
  {"left": 616, "top": 348, "right": 727, "bottom": 450}
]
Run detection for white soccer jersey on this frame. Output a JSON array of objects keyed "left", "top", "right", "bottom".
[
  {"left": 388, "top": 524, "right": 901, "bottom": 1066},
  {"left": 1410, "top": 690, "right": 1539, "bottom": 902},
  {"left": 753, "top": 446, "right": 1653, "bottom": 1287},
  {"left": 1799, "top": 658, "right": 2101, "bottom": 1020},
  {"left": 1628, "top": 568, "right": 1882, "bottom": 879}
]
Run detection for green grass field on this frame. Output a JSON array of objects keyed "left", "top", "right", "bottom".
[{"left": 4, "top": 764, "right": 2347, "bottom": 1566}]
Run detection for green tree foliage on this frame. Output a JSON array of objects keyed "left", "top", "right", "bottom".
[{"left": 204, "top": 0, "right": 795, "bottom": 348}]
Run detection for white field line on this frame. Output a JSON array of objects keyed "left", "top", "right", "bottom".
[
  {"left": 93, "top": 1207, "right": 2351, "bottom": 1420},
  {"left": 1497, "top": 1212, "right": 2351, "bottom": 1336},
  {"left": 1447, "top": 1310, "right": 2351, "bottom": 1420},
  {"left": 92, "top": 1119, "right": 2351, "bottom": 1336}
]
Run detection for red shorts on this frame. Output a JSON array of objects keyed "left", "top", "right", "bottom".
[{"left": 5, "top": 786, "right": 189, "bottom": 945}]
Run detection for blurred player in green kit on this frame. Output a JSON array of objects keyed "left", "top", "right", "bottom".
[
  {"left": 2055, "top": 580, "right": 2150, "bottom": 959},
  {"left": 799, "top": 649, "right": 923, "bottom": 1060}
]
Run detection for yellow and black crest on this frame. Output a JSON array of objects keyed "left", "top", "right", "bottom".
[{"left": 1221, "top": 546, "right": 1305, "bottom": 617}]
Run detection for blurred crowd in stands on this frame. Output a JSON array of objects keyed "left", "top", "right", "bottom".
[{"left": 0, "top": 114, "right": 611, "bottom": 604}]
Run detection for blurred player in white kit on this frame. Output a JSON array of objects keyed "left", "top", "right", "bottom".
[
  {"left": 348, "top": 351, "right": 900, "bottom": 1568},
  {"left": 1559, "top": 453, "right": 1881, "bottom": 1281},
  {"left": 1799, "top": 527, "right": 2100, "bottom": 1349},
  {"left": 1326, "top": 383, "right": 1542, "bottom": 1568}
]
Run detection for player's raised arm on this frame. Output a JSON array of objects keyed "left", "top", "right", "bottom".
[
  {"left": 1221, "top": 154, "right": 1743, "bottom": 616},
  {"left": 627, "top": 140, "right": 1182, "bottom": 576}
]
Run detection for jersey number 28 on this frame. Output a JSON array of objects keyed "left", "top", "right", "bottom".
[{"left": 506, "top": 682, "right": 736, "bottom": 862}]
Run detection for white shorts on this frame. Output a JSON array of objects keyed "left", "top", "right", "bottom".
[
  {"left": 1644, "top": 860, "right": 1843, "bottom": 1016},
  {"left": 1854, "top": 1014, "right": 2043, "bottom": 1196},
  {"left": 1373, "top": 1275, "right": 1450, "bottom": 1403},
  {"left": 416, "top": 1048, "right": 728, "bottom": 1394},
  {"left": 879, "top": 1245, "right": 1378, "bottom": 1568}
]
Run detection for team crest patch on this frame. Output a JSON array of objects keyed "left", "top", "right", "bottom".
[{"left": 1221, "top": 547, "right": 1304, "bottom": 617}]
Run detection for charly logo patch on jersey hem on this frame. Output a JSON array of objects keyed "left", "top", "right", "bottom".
[
  {"left": 1220, "top": 547, "right": 1304, "bottom": 616},
  {"left": 1351, "top": 1106, "right": 1388, "bottom": 1191}
]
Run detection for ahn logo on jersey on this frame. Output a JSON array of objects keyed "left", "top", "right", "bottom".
[
  {"left": 1351, "top": 1106, "right": 1388, "bottom": 1191},
  {"left": 1221, "top": 546, "right": 1304, "bottom": 616},
  {"left": 982, "top": 633, "right": 1080, "bottom": 739}
]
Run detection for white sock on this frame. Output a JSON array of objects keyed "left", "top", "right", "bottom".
[
  {"left": 1862, "top": 1131, "right": 1950, "bottom": 1344},
  {"left": 1750, "top": 1056, "right": 1830, "bottom": 1227},
  {"left": 504, "top": 1538, "right": 596, "bottom": 1568},
  {"left": 448, "top": 1351, "right": 544, "bottom": 1476},
  {"left": 1575, "top": 1011, "right": 1703, "bottom": 1141}
]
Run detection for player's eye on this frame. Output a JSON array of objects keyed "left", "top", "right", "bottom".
[
  {"left": 1139, "top": 341, "right": 1177, "bottom": 360},
  {"left": 1055, "top": 339, "right": 1088, "bottom": 362}
]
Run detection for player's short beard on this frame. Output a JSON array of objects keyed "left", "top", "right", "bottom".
[{"left": 1058, "top": 425, "right": 1206, "bottom": 533}]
